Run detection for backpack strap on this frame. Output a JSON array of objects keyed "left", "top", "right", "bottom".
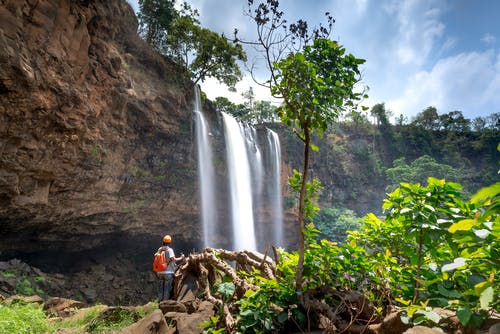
[{"left": 158, "top": 246, "right": 170, "bottom": 264}]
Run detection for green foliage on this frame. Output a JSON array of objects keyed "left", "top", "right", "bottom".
[
  {"left": 235, "top": 289, "right": 276, "bottom": 334},
  {"left": 85, "top": 307, "right": 140, "bottom": 333},
  {"left": 137, "top": 0, "right": 177, "bottom": 48},
  {"left": 217, "top": 282, "right": 235, "bottom": 301},
  {"left": 273, "top": 38, "right": 365, "bottom": 141},
  {"left": 386, "top": 155, "right": 464, "bottom": 191},
  {"left": 201, "top": 315, "right": 228, "bottom": 334},
  {"left": 230, "top": 180, "right": 498, "bottom": 332},
  {"left": 166, "top": 5, "right": 247, "bottom": 88},
  {"left": 235, "top": 274, "right": 299, "bottom": 334},
  {"left": 411, "top": 106, "right": 440, "bottom": 131},
  {"left": 1, "top": 271, "right": 16, "bottom": 278},
  {"left": 213, "top": 89, "right": 278, "bottom": 124},
  {"left": 288, "top": 169, "right": 323, "bottom": 222},
  {"left": 0, "top": 302, "right": 49, "bottom": 334},
  {"left": 313, "top": 206, "right": 361, "bottom": 243},
  {"left": 138, "top": 1, "right": 246, "bottom": 89},
  {"left": 349, "top": 178, "right": 499, "bottom": 326}
]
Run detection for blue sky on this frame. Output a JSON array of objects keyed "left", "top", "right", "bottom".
[{"left": 127, "top": 0, "right": 500, "bottom": 121}]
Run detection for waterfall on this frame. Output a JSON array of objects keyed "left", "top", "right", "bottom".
[
  {"left": 244, "top": 126, "right": 263, "bottom": 218},
  {"left": 193, "top": 87, "right": 218, "bottom": 248},
  {"left": 266, "top": 129, "right": 284, "bottom": 247},
  {"left": 222, "top": 112, "right": 257, "bottom": 251},
  {"left": 193, "top": 93, "right": 284, "bottom": 252}
]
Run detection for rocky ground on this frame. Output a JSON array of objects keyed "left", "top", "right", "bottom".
[
  {"left": 0, "top": 258, "right": 155, "bottom": 305},
  {"left": 1, "top": 253, "right": 499, "bottom": 334}
]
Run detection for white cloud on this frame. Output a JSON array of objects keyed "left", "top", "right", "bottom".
[
  {"left": 481, "top": 33, "right": 496, "bottom": 44},
  {"left": 387, "top": 0, "right": 445, "bottom": 66},
  {"left": 126, "top": 0, "right": 500, "bottom": 119},
  {"left": 387, "top": 50, "right": 500, "bottom": 118}
]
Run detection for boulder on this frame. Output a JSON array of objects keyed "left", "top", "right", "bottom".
[
  {"left": 43, "top": 297, "right": 86, "bottom": 317},
  {"left": 164, "top": 300, "right": 214, "bottom": 334},
  {"left": 117, "top": 309, "right": 174, "bottom": 334}
]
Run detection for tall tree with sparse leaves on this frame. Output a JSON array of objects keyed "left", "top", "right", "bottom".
[{"left": 239, "top": 0, "right": 366, "bottom": 296}]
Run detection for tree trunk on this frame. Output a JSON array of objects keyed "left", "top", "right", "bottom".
[{"left": 296, "top": 128, "right": 310, "bottom": 300}]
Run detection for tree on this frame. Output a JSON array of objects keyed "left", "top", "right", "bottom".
[
  {"left": 370, "top": 103, "right": 391, "bottom": 127},
  {"left": 313, "top": 206, "right": 361, "bottom": 243},
  {"left": 137, "top": 0, "right": 177, "bottom": 49},
  {"left": 472, "top": 116, "right": 487, "bottom": 132},
  {"left": 486, "top": 112, "right": 500, "bottom": 130},
  {"left": 395, "top": 113, "right": 408, "bottom": 126},
  {"left": 411, "top": 106, "right": 440, "bottom": 131},
  {"left": 138, "top": 1, "right": 247, "bottom": 89},
  {"left": 385, "top": 155, "right": 463, "bottom": 191},
  {"left": 253, "top": 100, "right": 278, "bottom": 123},
  {"left": 439, "top": 110, "right": 471, "bottom": 132},
  {"left": 240, "top": 1, "right": 366, "bottom": 295},
  {"left": 213, "top": 96, "right": 251, "bottom": 120}
]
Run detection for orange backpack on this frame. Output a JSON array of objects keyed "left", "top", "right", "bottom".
[{"left": 153, "top": 247, "right": 168, "bottom": 272}]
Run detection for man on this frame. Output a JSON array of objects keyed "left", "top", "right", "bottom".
[{"left": 156, "top": 234, "right": 185, "bottom": 302}]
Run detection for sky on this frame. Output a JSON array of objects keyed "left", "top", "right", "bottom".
[{"left": 126, "top": 0, "right": 500, "bottom": 121}]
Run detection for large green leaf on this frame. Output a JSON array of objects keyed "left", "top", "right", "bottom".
[
  {"left": 437, "top": 284, "right": 462, "bottom": 298},
  {"left": 470, "top": 183, "right": 500, "bottom": 204},
  {"left": 449, "top": 219, "right": 477, "bottom": 233},
  {"left": 479, "top": 286, "right": 494, "bottom": 310},
  {"left": 456, "top": 307, "right": 472, "bottom": 325}
]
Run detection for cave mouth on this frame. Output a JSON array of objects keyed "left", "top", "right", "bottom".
[{"left": 2, "top": 232, "right": 195, "bottom": 275}]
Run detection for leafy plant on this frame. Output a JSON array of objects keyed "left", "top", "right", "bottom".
[
  {"left": 313, "top": 206, "right": 361, "bottom": 243},
  {"left": 349, "top": 178, "right": 499, "bottom": 327},
  {"left": 0, "top": 302, "right": 49, "bottom": 334},
  {"left": 235, "top": 289, "right": 277, "bottom": 334},
  {"left": 85, "top": 307, "right": 140, "bottom": 333},
  {"left": 201, "top": 315, "right": 227, "bottom": 334}
]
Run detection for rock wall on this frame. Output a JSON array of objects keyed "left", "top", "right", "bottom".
[{"left": 0, "top": 0, "right": 202, "bottom": 303}]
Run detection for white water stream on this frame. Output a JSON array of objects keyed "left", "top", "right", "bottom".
[
  {"left": 222, "top": 112, "right": 257, "bottom": 251},
  {"left": 193, "top": 87, "right": 217, "bottom": 248},
  {"left": 194, "top": 92, "right": 283, "bottom": 252}
]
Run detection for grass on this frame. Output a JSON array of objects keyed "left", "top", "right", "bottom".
[
  {"left": 0, "top": 301, "right": 158, "bottom": 334},
  {"left": 0, "top": 302, "right": 49, "bottom": 334}
]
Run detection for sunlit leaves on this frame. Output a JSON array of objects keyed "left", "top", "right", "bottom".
[
  {"left": 349, "top": 177, "right": 499, "bottom": 324},
  {"left": 272, "top": 38, "right": 365, "bottom": 141},
  {"left": 449, "top": 219, "right": 476, "bottom": 233},
  {"left": 138, "top": 1, "right": 247, "bottom": 89},
  {"left": 480, "top": 286, "right": 494, "bottom": 310}
]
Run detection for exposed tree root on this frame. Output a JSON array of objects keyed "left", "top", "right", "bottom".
[{"left": 173, "top": 248, "right": 388, "bottom": 333}]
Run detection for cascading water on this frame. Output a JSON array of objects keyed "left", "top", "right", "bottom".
[
  {"left": 266, "top": 129, "right": 284, "bottom": 247},
  {"left": 193, "top": 87, "right": 218, "bottom": 248},
  {"left": 193, "top": 93, "right": 284, "bottom": 252},
  {"left": 244, "top": 126, "right": 263, "bottom": 220},
  {"left": 222, "top": 112, "right": 257, "bottom": 251}
]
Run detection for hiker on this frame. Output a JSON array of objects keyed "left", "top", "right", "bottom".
[{"left": 154, "top": 234, "right": 185, "bottom": 302}]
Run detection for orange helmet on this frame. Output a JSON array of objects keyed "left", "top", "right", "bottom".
[{"left": 163, "top": 235, "right": 172, "bottom": 243}]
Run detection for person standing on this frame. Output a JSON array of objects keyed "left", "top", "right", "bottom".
[{"left": 156, "top": 234, "right": 184, "bottom": 302}]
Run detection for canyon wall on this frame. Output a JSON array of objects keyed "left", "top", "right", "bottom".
[{"left": 0, "top": 0, "right": 202, "bottom": 303}]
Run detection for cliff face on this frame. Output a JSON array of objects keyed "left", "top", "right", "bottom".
[{"left": 0, "top": 0, "right": 199, "bottom": 300}]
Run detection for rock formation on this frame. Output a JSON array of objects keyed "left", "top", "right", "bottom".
[{"left": 0, "top": 0, "right": 199, "bottom": 303}]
